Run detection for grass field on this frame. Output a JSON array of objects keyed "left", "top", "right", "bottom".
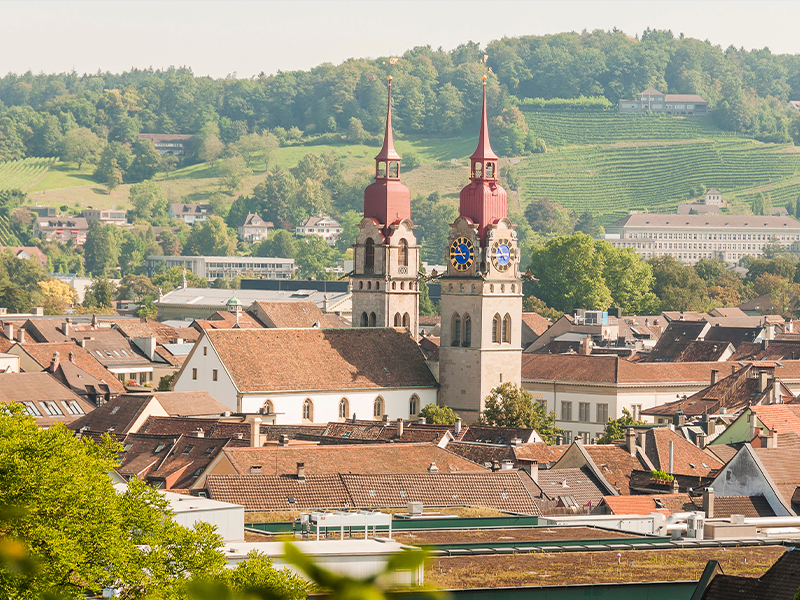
[{"left": 0, "top": 157, "right": 58, "bottom": 191}]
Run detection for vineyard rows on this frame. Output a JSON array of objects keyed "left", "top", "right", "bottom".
[
  {"left": 516, "top": 140, "right": 800, "bottom": 225},
  {"left": 520, "top": 109, "right": 737, "bottom": 148},
  {"left": 0, "top": 157, "right": 57, "bottom": 191}
]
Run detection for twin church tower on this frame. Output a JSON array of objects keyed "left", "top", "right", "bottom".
[{"left": 351, "top": 77, "right": 522, "bottom": 421}]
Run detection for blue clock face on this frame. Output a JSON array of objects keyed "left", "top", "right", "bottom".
[
  {"left": 495, "top": 244, "right": 511, "bottom": 265},
  {"left": 449, "top": 236, "right": 474, "bottom": 271}
]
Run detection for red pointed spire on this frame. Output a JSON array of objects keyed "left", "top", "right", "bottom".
[
  {"left": 375, "top": 76, "right": 401, "bottom": 163},
  {"left": 470, "top": 75, "right": 498, "bottom": 166}
]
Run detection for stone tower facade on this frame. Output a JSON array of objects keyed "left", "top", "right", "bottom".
[
  {"left": 438, "top": 78, "right": 523, "bottom": 422},
  {"left": 351, "top": 77, "right": 420, "bottom": 335}
]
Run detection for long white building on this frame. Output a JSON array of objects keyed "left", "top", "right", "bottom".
[
  {"left": 603, "top": 213, "right": 800, "bottom": 264},
  {"left": 144, "top": 255, "right": 295, "bottom": 280}
]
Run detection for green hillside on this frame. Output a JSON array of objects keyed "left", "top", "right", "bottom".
[
  {"left": 514, "top": 111, "right": 800, "bottom": 225},
  {"left": 0, "top": 157, "right": 57, "bottom": 191}
]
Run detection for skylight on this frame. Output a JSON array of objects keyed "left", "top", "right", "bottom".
[{"left": 182, "top": 445, "right": 195, "bottom": 454}]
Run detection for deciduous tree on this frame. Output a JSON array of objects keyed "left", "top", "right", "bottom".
[
  {"left": 418, "top": 404, "right": 459, "bottom": 425},
  {"left": 184, "top": 216, "right": 238, "bottom": 257},
  {"left": 84, "top": 221, "right": 120, "bottom": 277},
  {"left": 60, "top": 127, "right": 103, "bottom": 168},
  {"left": 597, "top": 408, "right": 645, "bottom": 443},
  {"left": 478, "top": 383, "right": 563, "bottom": 444}
]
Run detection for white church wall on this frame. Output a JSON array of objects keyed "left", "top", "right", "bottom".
[{"left": 173, "top": 337, "right": 240, "bottom": 413}]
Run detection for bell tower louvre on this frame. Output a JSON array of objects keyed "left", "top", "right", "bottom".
[
  {"left": 351, "top": 77, "right": 420, "bottom": 336},
  {"left": 437, "top": 77, "right": 523, "bottom": 421}
]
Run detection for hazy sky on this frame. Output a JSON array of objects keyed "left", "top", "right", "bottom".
[{"left": 1, "top": 1, "right": 799, "bottom": 78}]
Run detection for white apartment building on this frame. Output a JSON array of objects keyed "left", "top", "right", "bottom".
[
  {"left": 144, "top": 255, "right": 295, "bottom": 281},
  {"left": 296, "top": 215, "right": 342, "bottom": 245},
  {"left": 603, "top": 213, "right": 800, "bottom": 265}
]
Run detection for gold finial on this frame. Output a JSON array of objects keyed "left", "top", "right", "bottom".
[
  {"left": 388, "top": 75, "right": 393, "bottom": 82},
  {"left": 482, "top": 74, "right": 487, "bottom": 84}
]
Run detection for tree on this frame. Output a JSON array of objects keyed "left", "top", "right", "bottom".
[
  {"left": 128, "top": 180, "right": 170, "bottom": 225},
  {"left": 60, "top": 127, "right": 103, "bottom": 169},
  {"left": 524, "top": 198, "right": 560, "bottom": 233},
  {"left": 762, "top": 236, "right": 787, "bottom": 260},
  {"left": 127, "top": 139, "right": 162, "bottom": 183},
  {"left": 418, "top": 404, "right": 459, "bottom": 425},
  {"left": 0, "top": 405, "right": 226, "bottom": 599},
  {"left": 478, "top": 383, "right": 563, "bottom": 444},
  {"left": 83, "top": 278, "right": 117, "bottom": 309},
  {"left": 198, "top": 133, "right": 224, "bottom": 168},
  {"left": 574, "top": 211, "right": 602, "bottom": 237},
  {"left": 38, "top": 279, "right": 77, "bottom": 313},
  {"left": 84, "top": 221, "right": 120, "bottom": 277},
  {"left": 94, "top": 141, "right": 132, "bottom": 186},
  {"left": 294, "top": 235, "right": 336, "bottom": 280},
  {"left": 219, "top": 155, "right": 253, "bottom": 194},
  {"left": 648, "top": 255, "right": 708, "bottom": 311},
  {"left": 597, "top": 408, "right": 645, "bottom": 444},
  {"left": 213, "top": 551, "right": 308, "bottom": 600},
  {"left": 347, "top": 117, "right": 367, "bottom": 144},
  {"left": 0, "top": 281, "right": 32, "bottom": 313},
  {"left": 159, "top": 229, "right": 182, "bottom": 256},
  {"left": 184, "top": 216, "right": 238, "bottom": 257},
  {"left": 254, "top": 229, "right": 297, "bottom": 259},
  {"left": 597, "top": 243, "right": 659, "bottom": 314},
  {"left": 118, "top": 274, "right": 158, "bottom": 302},
  {"left": 233, "top": 131, "right": 279, "bottom": 171},
  {"left": 152, "top": 266, "right": 208, "bottom": 293},
  {"left": 522, "top": 296, "right": 562, "bottom": 321}
]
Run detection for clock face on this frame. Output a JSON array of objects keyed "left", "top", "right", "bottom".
[
  {"left": 491, "top": 239, "right": 516, "bottom": 272},
  {"left": 449, "top": 236, "right": 474, "bottom": 271}
]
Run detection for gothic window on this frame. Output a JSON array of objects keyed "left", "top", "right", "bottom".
[
  {"left": 303, "top": 399, "right": 314, "bottom": 422},
  {"left": 394, "top": 313, "right": 401, "bottom": 327},
  {"left": 400, "top": 282, "right": 405, "bottom": 290},
  {"left": 373, "top": 396, "right": 384, "bottom": 418},
  {"left": 361, "top": 312, "right": 369, "bottom": 327},
  {"left": 452, "top": 313, "right": 462, "bottom": 346},
  {"left": 511, "top": 284, "right": 515, "bottom": 293},
  {"left": 409, "top": 394, "right": 419, "bottom": 416},
  {"left": 493, "top": 313, "right": 502, "bottom": 343},
  {"left": 463, "top": 314, "right": 472, "bottom": 347},
  {"left": 369, "top": 312, "right": 377, "bottom": 327},
  {"left": 264, "top": 400, "right": 274, "bottom": 414},
  {"left": 503, "top": 314, "right": 511, "bottom": 343},
  {"left": 339, "top": 398, "right": 349, "bottom": 420},
  {"left": 365, "top": 238, "right": 375, "bottom": 271},
  {"left": 403, "top": 313, "right": 410, "bottom": 328},
  {"left": 399, "top": 239, "right": 409, "bottom": 267}
]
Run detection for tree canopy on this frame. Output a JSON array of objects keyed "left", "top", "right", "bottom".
[{"left": 478, "top": 383, "right": 563, "bottom": 444}]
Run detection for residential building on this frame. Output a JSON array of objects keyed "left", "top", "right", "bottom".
[
  {"left": 2, "top": 246, "right": 48, "bottom": 269},
  {"left": 526, "top": 311, "right": 621, "bottom": 353},
  {"left": 711, "top": 403, "right": 800, "bottom": 447},
  {"left": 144, "top": 255, "right": 295, "bottom": 281},
  {"left": 249, "top": 300, "right": 326, "bottom": 328},
  {"left": 438, "top": 82, "right": 522, "bottom": 422},
  {"left": 618, "top": 87, "right": 708, "bottom": 115},
  {"left": 0, "top": 372, "right": 95, "bottom": 427},
  {"left": 25, "top": 205, "right": 56, "bottom": 217},
  {"left": 603, "top": 213, "right": 800, "bottom": 265},
  {"left": 237, "top": 213, "right": 273, "bottom": 242},
  {"left": 82, "top": 209, "right": 127, "bottom": 226},
  {"left": 33, "top": 217, "right": 89, "bottom": 246},
  {"left": 296, "top": 215, "right": 342, "bottom": 245},
  {"left": 693, "top": 550, "right": 800, "bottom": 600},
  {"left": 137, "top": 134, "right": 195, "bottom": 156},
  {"left": 351, "top": 80, "right": 419, "bottom": 335},
  {"left": 169, "top": 203, "right": 212, "bottom": 224},
  {"left": 520, "top": 312, "right": 552, "bottom": 349},
  {"left": 172, "top": 328, "right": 438, "bottom": 420}
]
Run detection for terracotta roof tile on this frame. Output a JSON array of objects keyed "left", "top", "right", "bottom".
[
  {"left": 15, "top": 342, "right": 126, "bottom": 393},
  {"left": 701, "top": 548, "right": 800, "bottom": 600},
  {"left": 712, "top": 495, "right": 776, "bottom": 518},
  {"left": 603, "top": 493, "right": 695, "bottom": 516},
  {"left": 207, "top": 473, "right": 351, "bottom": 510},
  {"left": 580, "top": 445, "right": 645, "bottom": 495},
  {"left": 521, "top": 312, "right": 552, "bottom": 337},
  {"left": 752, "top": 448, "right": 800, "bottom": 509},
  {"left": 643, "top": 428, "right": 722, "bottom": 476},
  {"left": 250, "top": 300, "right": 326, "bottom": 328},
  {"left": 0, "top": 372, "right": 94, "bottom": 427},
  {"left": 537, "top": 466, "right": 607, "bottom": 509},
  {"left": 221, "top": 443, "right": 486, "bottom": 476},
  {"left": 204, "top": 328, "right": 437, "bottom": 393}
]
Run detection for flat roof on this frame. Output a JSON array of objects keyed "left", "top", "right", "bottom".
[
  {"left": 223, "top": 539, "right": 410, "bottom": 559},
  {"left": 392, "top": 526, "right": 637, "bottom": 545}
]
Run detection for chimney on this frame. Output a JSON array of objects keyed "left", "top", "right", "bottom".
[
  {"left": 454, "top": 418, "right": 462, "bottom": 435},
  {"left": 670, "top": 478, "right": 680, "bottom": 494},
  {"left": 773, "top": 379, "right": 782, "bottom": 404},
  {"left": 427, "top": 462, "right": 439, "bottom": 473},
  {"left": 578, "top": 337, "right": 592, "bottom": 355},
  {"left": 250, "top": 416, "right": 262, "bottom": 448},
  {"left": 710, "top": 369, "right": 718, "bottom": 385},
  {"left": 750, "top": 411, "right": 758, "bottom": 441},
  {"left": 636, "top": 430, "right": 647, "bottom": 454},
  {"left": 92, "top": 314, "right": 98, "bottom": 328},
  {"left": 279, "top": 434, "right": 289, "bottom": 447},
  {"left": 396, "top": 418, "right": 404, "bottom": 437},
  {"left": 79, "top": 337, "right": 87, "bottom": 348},
  {"left": 382, "top": 414, "right": 389, "bottom": 424},
  {"left": 668, "top": 441, "right": 674, "bottom": 474},
  {"left": 703, "top": 487, "right": 715, "bottom": 518},
  {"left": 529, "top": 460, "right": 539, "bottom": 483},
  {"left": 418, "top": 417, "right": 426, "bottom": 425},
  {"left": 190, "top": 428, "right": 205, "bottom": 438},
  {"left": 673, "top": 409, "right": 685, "bottom": 428},
  {"left": 134, "top": 336, "right": 157, "bottom": 361},
  {"left": 3, "top": 322, "right": 13, "bottom": 341},
  {"left": 625, "top": 428, "right": 636, "bottom": 456},
  {"left": 512, "top": 437, "right": 522, "bottom": 446},
  {"left": 16, "top": 329, "right": 25, "bottom": 344},
  {"left": 296, "top": 462, "right": 306, "bottom": 481},
  {"left": 759, "top": 371, "right": 768, "bottom": 393},
  {"left": 491, "top": 460, "right": 500, "bottom": 472},
  {"left": 556, "top": 434, "right": 564, "bottom": 445},
  {"left": 772, "top": 427, "right": 778, "bottom": 448},
  {"left": 352, "top": 413, "right": 357, "bottom": 423},
  {"left": 32, "top": 307, "right": 43, "bottom": 316},
  {"left": 62, "top": 321, "right": 71, "bottom": 336},
  {"left": 49, "top": 351, "right": 60, "bottom": 373},
  {"left": 705, "top": 415, "right": 716, "bottom": 436},
  {"left": 697, "top": 431, "right": 707, "bottom": 450},
  {"left": 68, "top": 351, "right": 75, "bottom": 363}
]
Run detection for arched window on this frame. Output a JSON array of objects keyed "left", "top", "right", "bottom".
[
  {"left": 359, "top": 281, "right": 363, "bottom": 289},
  {"left": 392, "top": 281, "right": 396, "bottom": 290},
  {"left": 463, "top": 314, "right": 472, "bottom": 347},
  {"left": 452, "top": 313, "right": 461, "bottom": 346},
  {"left": 400, "top": 282, "right": 405, "bottom": 290},
  {"left": 403, "top": 312, "right": 410, "bottom": 328},
  {"left": 373, "top": 396, "right": 384, "bottom": 418},
  {"left": 399, "top": 239, "right": 409, "bottom": 267},
  {"left": 409, "top": 394, "right": 419, "bottom": 416},
  {"left": 365, "top": 238, "right": 375, "bottom": 271},
  {"left": 503, "top": 314, "right": 511, "bottom": 343},
  {"left": 263, "top": 400, "right": 274, "bottom": 414},
  {"left": 303, "top": 399, "right": 314, "bottom": 422},
  {"left": 375, "top": 281, "right": 380, "bottom": 290},
  {"left": 368, "top": 281, "right": 372, "bottom": 290},
  {"left": 361, "top": 312, "right": 369, "bottom": 327},
  {"left": 339, "top": 398, "right": 349, "bottom": 420},
  {"left": 369, "top": 312, "right": 377, "bottom": 327},
  {"left": 493, "top": 313, "right": 502, "bottom": 343},
  {"left": 394, "top": 313, "right": 401, "bottom": 327}
]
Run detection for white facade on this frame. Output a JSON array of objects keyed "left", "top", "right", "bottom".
[
  {"left": 296, "top": 216, "right": 343, "bottom": 245},
  {"left": 173, "top": 333, "right": 437, "bottom": 423},
  {"left": 144, "top": 255, "right": 295, "bottom": 280}
]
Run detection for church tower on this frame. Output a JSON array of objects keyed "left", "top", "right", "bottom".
[
  {"left": 438, "top": 77, "right": 523, "bottom": 421},
  {"left": 351, "top": 77, "right": 419, "bottom": 335}
]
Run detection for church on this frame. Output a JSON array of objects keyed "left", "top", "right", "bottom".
[{"left": 173, "top": 77, "right": 523, "bottom": 424}]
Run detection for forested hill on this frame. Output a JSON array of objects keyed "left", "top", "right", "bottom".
[{"left": 2, "top": 28, "right": 800, "bottom": 163}]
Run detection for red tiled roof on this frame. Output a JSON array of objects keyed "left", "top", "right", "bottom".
[
  {"left": 221, "top": 443, "right": 486, "bottom": 476},
  {"left": 0, "top": 372, "right": 94, "bottom": 427},
  {"left": 752, "top": 448, "right": 800, "bottom": 509},
  {"left": 643, "top": 428, "right": 722, "bottom": 476},
  {"left": 203, "top": 328, "right": 437, "bottom": 393},
  {"left": 250, "top": 300, "right": 326, "bottom": 328},
  {"left": 603, "top": 493, "right": 694, "bottom": 516},
  {"left": 537, "top": 466, "right": 607, "bottom": 508},
  {"left": 521, "top": 312, "right": 552, "bottom": 337},
  {"left": 581, "top": 445, "right": 645, "bottom": 495},
  {"left": 700, "top": 548, "right": 800, "bottom": 600},
  {"left": 15, "top": 342, "right": 126, "bottom": 393}
]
